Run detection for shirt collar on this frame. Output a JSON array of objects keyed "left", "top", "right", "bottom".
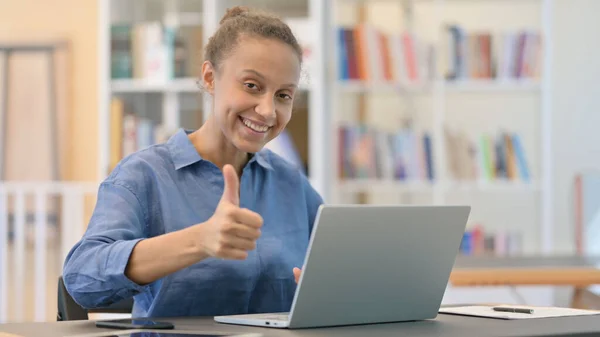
[
  {"left": 167, "top": 129, "right": 203, "bottom": 170},
  {"left": 167, "top": 128, "right": 273, "bottom": 171},
  {"left": 249, "top": 150, "right": 273, "bottom": 170}
]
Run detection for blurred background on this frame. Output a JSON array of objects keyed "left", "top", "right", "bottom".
[{"left": 1, "top": 0, "right": 600, "bottom": 324}]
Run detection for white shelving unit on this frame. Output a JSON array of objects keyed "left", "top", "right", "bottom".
[
  {"left": 110, "top": 78, "right": 200, "bottom": 93},
  {"left": 99, "top": 0, "right": 207, "bottom": 180},
  {"left": 339, "top": 179, "right": 540, "bottom": 194},
  {"left": 443, "top": 79, "right": 541, "bottom": 93},
  {"left": 326, "top": 0, "right": 553, "bottom": 255},
  {"left": 98, "top": 0, "right": 553, "bottom": 254},
  {"left": 98, "top": 0, "right": 330, "bottom": 196}
]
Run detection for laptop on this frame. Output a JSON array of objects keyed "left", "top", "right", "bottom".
[{"left": 214, "top": 204, "right": 471, "bottom": 329}]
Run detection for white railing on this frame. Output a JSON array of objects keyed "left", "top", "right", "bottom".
[{"left": 0, "top": 181, "right": 99, "bottom": 323}]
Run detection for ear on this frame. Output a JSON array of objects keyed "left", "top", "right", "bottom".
[{"left": 201, "top": 60, "right": 216, "bottom": 95}]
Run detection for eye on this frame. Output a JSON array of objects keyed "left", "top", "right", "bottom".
[
  {"left": 278, "top": 93, "right": 293, "bottom": 101},
  {"left": 244, "top": 82, "right": 260, "bottom": 91}
]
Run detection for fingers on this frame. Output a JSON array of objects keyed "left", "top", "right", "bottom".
[
  {"left": 220, "top": 234, "right": 257, "bottom": 251},
  {"left": 221, "top": 164, "right": 240, "bottom": 205},
  {"left": 225, "top": 222, "right": 261, "bottom": 240},
  {"left": 214, "top": 246, "right": 248, "bottom": 260},
  {"left": 293, "top": 267, "right": 302, "bottom": 284},
  {"left": 220, "top": 202, "right": 263, "bottom": 228},
  {"left": 232, "top": 208, "right": 263, "bottom": 228}
]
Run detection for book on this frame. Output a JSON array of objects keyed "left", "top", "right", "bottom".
[
  {"left": 110, "top": 22, "right": 203, "bottom": 80},
  {"left": 443, "top": 25, "right": 542, "bottom": 81},
  {"left": 336, "top": 24, "right": 435, "bottom": 85},
  {"left": 338, "top": 124, "right": 435, "bottom": 182},
  {"left": 446, "top": 129, "right": 531, "bottom": 183}
]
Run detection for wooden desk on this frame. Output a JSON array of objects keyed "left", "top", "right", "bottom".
[
  {"left": 450, "top": 255, "right": 600, "bottom": 308},
  {"left": 450, "top": 255, "right": 600, "bottom": 286}
]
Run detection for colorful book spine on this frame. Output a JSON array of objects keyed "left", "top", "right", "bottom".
[
  {"left": 443, "top": 25, "right": 542, "bottom": 81},
  {"left": 459, "top": 226, "right": 524, "bottom": 256},
  {"left": 335, "top": 24, "right": 434, "bottom": 85},
  {"left": 337, "top": 125, "right": 435, "bottom": 182}
]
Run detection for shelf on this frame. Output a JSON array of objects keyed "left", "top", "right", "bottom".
[
  {"left": 338, "top": 0, "right": 533, "bottom": 3},
  {"left": 338, "top": 0, "right": 423, "bottom": 3},
  {"left": 444, "top": 180, "right": 540, "bottom": 192},
  {"left": 336, "top": 80, "right": 432, "bottom": 94},
  {"left": 338, "top": 179, "right": 435, "bottom": 193},
  {"left": 444, "top": 79, "right": 541, "bottom": 93},
  {"left": 111, "top": 78, "right": 200, "bottom": 93},
  {"left": 335, "top": 79, "right": 539, "bottom": 94},
  {"left": 112, "top": 77, "right": 311, "bottom": 93},
  {"left": 337, "top": 179, "right": 539, "bottom": 193}
]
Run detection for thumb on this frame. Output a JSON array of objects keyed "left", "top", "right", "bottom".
[{"left": 221, "top": 164, "right": 240, "bottom": 205}]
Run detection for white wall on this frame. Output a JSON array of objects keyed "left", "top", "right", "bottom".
[{"left": 551, "top": 0, "right": 600, "bottom": 254}]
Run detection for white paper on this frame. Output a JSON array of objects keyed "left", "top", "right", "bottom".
[{"left": 439, "top": 305, "right": 600, "bottom": 320}]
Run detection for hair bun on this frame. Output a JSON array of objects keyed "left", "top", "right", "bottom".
[{"left": 220, "top": 6, "right": 250, "bottom": 24}]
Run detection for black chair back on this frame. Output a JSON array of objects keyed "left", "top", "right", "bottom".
[
  {"left": 57, "top": 276, "right": 87, "bottom": 321},
  {"left": 57, "top": 276, "right": 134, "bottom": 321}
]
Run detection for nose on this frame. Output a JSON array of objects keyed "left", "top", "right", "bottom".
[{"left": 254, "top": 95, "right": 276, "bottom": 121}]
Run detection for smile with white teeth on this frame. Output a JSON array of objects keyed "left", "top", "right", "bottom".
[{"left": 241, "top": 117, "right": 270, "bottom": 133}]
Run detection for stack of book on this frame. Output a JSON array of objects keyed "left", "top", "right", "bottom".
[
  {"left": 460, "top": 225, "right": 523, "bottom": 256},
  {"left": 442, "top": 25, "right": 542, "bottom": 81},
  {"left": 109, "top": 98, "right": 177, "bottom": 171},
  {"left": 338, "top": 124, "right": 435, "bottom": 182},
  {"left": 110, "top": 22, "right": 204, "bottom": 81},
  {"left": 445, "top": 128, "right": 531, "bottom": 183},
  {"left": 336, "top": 24, "right": 436, "bottom": 85}
]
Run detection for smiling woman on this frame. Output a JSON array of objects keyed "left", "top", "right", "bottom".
[{"left": 62, "top": 6, "right": 323, "bottom": 319}]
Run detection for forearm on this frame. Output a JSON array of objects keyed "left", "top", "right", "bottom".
[{"left": 125, "top": 225, "right": 208, "bottom": 285}]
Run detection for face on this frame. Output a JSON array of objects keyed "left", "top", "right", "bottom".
[{"left": 202, "top": 35, "right": 301, "bottom": 153}]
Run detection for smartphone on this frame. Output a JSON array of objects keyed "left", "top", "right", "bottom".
[
  {"left": 109, "top": 333, "right": 262, "bottom": 337},
  {"left": 95, "top": 318, "right": 175, "bottom": 330}
]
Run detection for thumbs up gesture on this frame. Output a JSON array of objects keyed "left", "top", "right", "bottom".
[{"left": 200, "top": 164, "right": 263, "bottom": 260}]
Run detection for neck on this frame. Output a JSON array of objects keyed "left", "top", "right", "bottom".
[{"left": 189, "top": 115, "right": 249, "bottom": 174}]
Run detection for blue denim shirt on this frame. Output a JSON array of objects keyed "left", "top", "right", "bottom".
[{"left": 62, "top": 129, "right": 323, "bottom": 318}]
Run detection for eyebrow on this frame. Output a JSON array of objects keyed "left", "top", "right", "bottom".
[{"left": 242, "top": 69, "right": 297, "bottom": 89}]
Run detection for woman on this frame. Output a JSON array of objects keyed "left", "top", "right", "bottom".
[{"left": 62, "top": 6, "right": 323, "bottom": 318}]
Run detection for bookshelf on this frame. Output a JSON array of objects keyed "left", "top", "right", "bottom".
[
  {"left": 99, "top": 0, "right": 206, "bottom": 177},
  {"left": 98, "top": 0, "right": 554, "bottom": 255},
  {"left": 328, "top": 0, "right": 553, "bottom": 256},
  {"left": 98, "top": 0, "right": 330, "bottom": 195}
]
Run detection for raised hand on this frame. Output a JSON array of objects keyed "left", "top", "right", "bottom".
[{"left": 198, "top": 164, "right": 263, "bottom": 260}]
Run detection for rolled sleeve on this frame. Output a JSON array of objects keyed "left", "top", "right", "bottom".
[
  {"left": 63, "top": 180, "right": 149, "bottom": 309},
  {"left": 106, "top": 238, "right": 147, "bottom": 291}
]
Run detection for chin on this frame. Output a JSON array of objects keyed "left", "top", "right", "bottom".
[{"left": 235, "top": 140, "right": 266, "bottom": 153}]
